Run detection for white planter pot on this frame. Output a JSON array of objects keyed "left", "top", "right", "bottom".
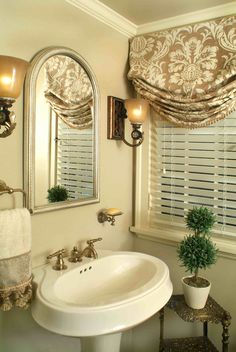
[{"left": 181, "top": 276, "right": 211, "bottom": 309}]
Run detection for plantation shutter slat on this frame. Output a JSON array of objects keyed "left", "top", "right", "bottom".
[
  {"left": 151, "top": 196, "right": 236, "bottom": 209},
  {"left": 149, "top": 111, "right": 236, "bottom": 233},
  {"left": 151, "top": 187, "right": 236, "bottom": 200},
  {"left": 153, "top": 163, "right": 236, "bottom": 175},
  {"left": 150, "top": 177, "right": 236, "bottom": 191},
  {"left": 152, "top": 157, "right": 236, "bottom": 167}
]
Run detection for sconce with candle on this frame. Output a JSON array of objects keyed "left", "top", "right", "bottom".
[
  {"left": 97, "top": 208, "right": 123, "bottom": 226},
  {"left": 0, "top": 55, "right": 29, "bottom": 137},
  {"left": 107, "top": 96, "right": 149, "bottom": 147}
]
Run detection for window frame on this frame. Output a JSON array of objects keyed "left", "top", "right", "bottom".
[{"left": 131, "top": 114, "right": 236, "bottom": 258}]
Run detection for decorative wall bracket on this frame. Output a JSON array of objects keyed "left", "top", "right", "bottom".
[
  {"left": 0, "top": 98, "right": 16, "bottom": 138},
  {"left": 97, "top": 208, "right": 123, "bottom": 226},
  {"left": 107, "top": 96, "right": 126, "bottom": 140}
]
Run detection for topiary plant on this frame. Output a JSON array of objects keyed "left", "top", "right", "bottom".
[
  {"left": 185, "top": 206, "right": 216, "bottom": 235},
  {"left": 47, "top": 185, "right": 69, "bottom": 203},
  {"left": 177, "top": 206, "right": 218, "bottom": 287}
]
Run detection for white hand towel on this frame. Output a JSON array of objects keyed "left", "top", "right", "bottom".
[{"left": 0, "top": 208, "right": 32, "bottom": 311}]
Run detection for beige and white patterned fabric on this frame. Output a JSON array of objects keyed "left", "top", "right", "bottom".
[
  {"left": 45, "top": 55, "right": 93, "bottom": 129},
  {"left": 0, "top": 209, "right": 32, "bottom": 311},
  {"left": 128, "top": 16, "right": 236, "bottom": 128}
]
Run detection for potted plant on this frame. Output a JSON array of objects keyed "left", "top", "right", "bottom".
[
  {"left": 47, "top": 185, "right": 69, "bottom": 203},
  {"left": 177, "top": 206, "right": 218, "bottom": 309}
]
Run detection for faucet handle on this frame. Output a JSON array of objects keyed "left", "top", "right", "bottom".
[
  {"left": 47, "top": 249, "right": 67, "bottom": 270},
  {"left": 87, "top": 237, "right": 102, "bottom": 246},
  {"left": 47, "top": 249, "right": 66, "bottom": 259}
]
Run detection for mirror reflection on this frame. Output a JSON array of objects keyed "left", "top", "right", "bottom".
[{"left": 24, "top": 47, "right": 99, "bottom": 213}]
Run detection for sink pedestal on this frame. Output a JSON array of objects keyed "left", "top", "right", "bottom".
[{"left": 81, "top": 332, "right": 122, "bottom": 352}]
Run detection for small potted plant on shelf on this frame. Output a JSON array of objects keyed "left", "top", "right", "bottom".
[
  {"left": 47, "top": 185, "right": 69, "bottom": 203},
  {"left": 177, "top": 206, "right": 218, "bottom": 309}
]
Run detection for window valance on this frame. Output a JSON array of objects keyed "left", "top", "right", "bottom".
[
  {"left": 44, "top": 55, "right": 93, "bottom": 129},
  {"left": 128, "top": 16, "right": 236, "bottom": 128}
]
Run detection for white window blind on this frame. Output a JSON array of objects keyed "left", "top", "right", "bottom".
[
  {"left": 149, "top": 111, "right": 236, "bottom": 235},
  {"left": 56, "top": 118, "right": 94, "bottom": 200}
]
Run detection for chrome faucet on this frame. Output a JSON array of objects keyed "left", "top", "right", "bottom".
[{"left": 79, "top": 238, "right": 102, "bottom": 260}]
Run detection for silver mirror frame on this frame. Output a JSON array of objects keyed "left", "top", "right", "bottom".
[{"left": 24, "top": 46, "right": 100, "bottom": 214}]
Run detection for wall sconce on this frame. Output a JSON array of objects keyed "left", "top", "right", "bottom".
[
  {"left": 97, "top": 208, "right": 123, "bottom": 226},
  {"left": 107, "top": 96, "right": 149, "bottom": 147},
  {"left": 0, "top": 55, "right": 29, "bottom": 138}
]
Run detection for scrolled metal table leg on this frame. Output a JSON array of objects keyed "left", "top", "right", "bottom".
[
  {"left": 159, "top": 308, "right": 165, "bottom": 352},
  {"left": 222, "top": 312, "right": 231, "bottom": 352}
]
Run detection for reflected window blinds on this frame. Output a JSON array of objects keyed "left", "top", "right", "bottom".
[{"left": 56, "top": 118, "right": 94, "bottom": 200}]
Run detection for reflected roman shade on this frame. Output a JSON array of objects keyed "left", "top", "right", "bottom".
[
  {"left": 128, "top": 15, "right": 236, "bottom": 128},
  {"left": 44, "top": 55, "right": 93, "bottom": 129}
]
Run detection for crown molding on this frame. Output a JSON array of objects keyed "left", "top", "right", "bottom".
[
  {"left": 66, "top": 0, "right": 236, "bottom": 38},
  {"left": 137, "top": 1, "right": 236, "bottom": 34},
  {"left": 65, "top": 0, "right": 137, "bottom": 37}
]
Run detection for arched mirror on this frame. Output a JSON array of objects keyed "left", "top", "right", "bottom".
[{"left": 24, "top": 47, "right": 99, "bottom": 213}]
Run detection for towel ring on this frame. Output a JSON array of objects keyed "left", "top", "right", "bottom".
[{"left": 0, "top": 180, "right": 26, "bottom": 208}]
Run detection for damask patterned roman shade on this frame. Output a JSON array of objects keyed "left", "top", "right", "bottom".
[
  {"left": 128, "top": 16, "right": 236, "bottom": 128},
  {"left": 44, "top": 55, "right": 93, "bottom": 129}
]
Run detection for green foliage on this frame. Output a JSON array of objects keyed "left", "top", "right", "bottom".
[
  {"left": 177, "top": 234, "right": 218, "bottom": 274},
  {"left": 177, "top": 206, "right": 218, "bottom": 282},
  {"left": 47, "top": 185, "right": 68, "bottom": 203},
  {"left": 186, "top": 206, "right": 216, "bottom": 235}
]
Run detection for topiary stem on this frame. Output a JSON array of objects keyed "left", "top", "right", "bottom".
[{"left": 194, "top": 269, "right": 198, "bottom": 283}]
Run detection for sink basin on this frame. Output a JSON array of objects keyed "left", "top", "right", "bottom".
[{"left": 32, "top": 251, "right": 172, "bottom": 338}]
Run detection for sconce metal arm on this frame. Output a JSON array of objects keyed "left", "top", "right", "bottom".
[
  {"left": 122, "top": 124, "right": 144, "bottom": 147},
  {"left": 0, "top": 98, "right": 16, "bottom": 138}
]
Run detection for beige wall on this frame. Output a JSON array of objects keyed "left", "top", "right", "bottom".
[
  {"left": 0, "top": 0, "right": 134, "bottom": 351},
  {"left": 0, "top": 0, "right": 134, "bottom": 265},
  {"left": 1, "top": 1, "right": 235, "bottom": 352}
]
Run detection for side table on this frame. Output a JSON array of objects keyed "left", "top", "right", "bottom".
[{"left": 159, "top": 295, "right": 231, "bottom": 352}]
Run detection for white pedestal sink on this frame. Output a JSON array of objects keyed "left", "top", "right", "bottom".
[
  {"left": 32, "top": 250, "right": 172, "bottom": 352},
  {"left": 81, "top": 332, "right": 122, "bottom": 352}
]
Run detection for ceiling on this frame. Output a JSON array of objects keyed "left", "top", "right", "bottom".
[{"left": 99, "top": 0, "right": 235, "bottom": 25}]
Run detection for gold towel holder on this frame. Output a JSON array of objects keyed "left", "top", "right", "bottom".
[{"left": 0, "top": 180, "right": 26, "bottom": 208}]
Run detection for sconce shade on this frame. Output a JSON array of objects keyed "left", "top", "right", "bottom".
[
  {"left": 0, "top": 55, "right": 29, "bottom": 99},
  {"left": 125, "top": 99, "right": 149, "bottom": 124}
]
